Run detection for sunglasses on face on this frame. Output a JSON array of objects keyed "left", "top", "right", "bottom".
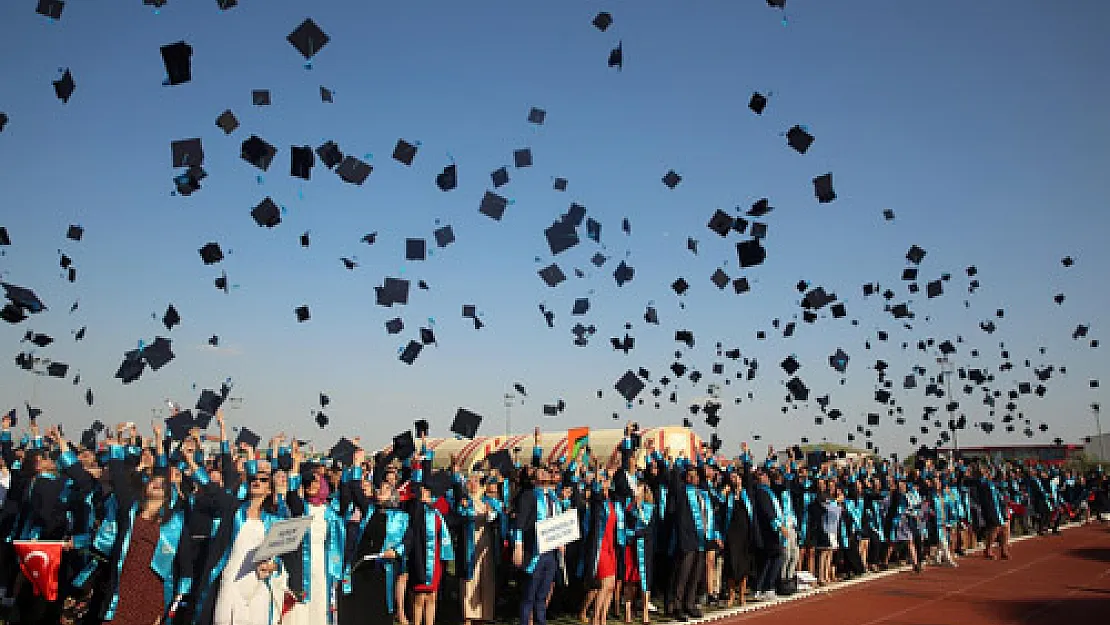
[{"left": 250, "top": 474, "right": 271, "bottom": 484}]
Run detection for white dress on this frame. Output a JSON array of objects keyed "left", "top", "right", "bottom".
[
  {"left": 284, "top": 504, "right": 330, "bottom": 625},
  {"left": 213, "top": 519, "right": 287, "bottom": 625}
]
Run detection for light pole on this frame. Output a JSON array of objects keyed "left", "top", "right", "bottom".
[
  {"left": 503, "top": 393, "right": 514, "bottom": 438},
  {"left": 1094, "top": 403, "right": 1104, "bottom": 464},
  {"left": 937, "top": 357, "right": 957, "bottom": 456}
]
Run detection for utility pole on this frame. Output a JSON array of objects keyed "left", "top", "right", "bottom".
[
  {"left": 1094, "top": 403, "right": 1104, "bottom": 464},
  {"left": 503, "top": 393, "right": 514, "bottom": 438}
]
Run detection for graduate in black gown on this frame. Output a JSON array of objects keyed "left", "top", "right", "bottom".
[
  {"left": 338, "top": 481, "right": 410, "bottom": 625},
  {"left": 722, "top": 470, "right": 755, "bottom": 607}
]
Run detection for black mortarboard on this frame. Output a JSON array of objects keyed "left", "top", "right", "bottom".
[
  {"left": 710, "top": 268, "right": 729, "bottom": 290},
  {"left": 171, "top": 138, "right": 203, "bottom": 168},
  {"left": 288, "top": 18, "right": 330, "bottom": 59},
  {"left": 571, "top": 298, "right": 589, "bottom": 315},
  {"left": 614, "top": 261, "right": 634, "bottom": 286},
  {"left": 749, "top": 92, "right": 767, "bottom": 114},
  {"left": 393, "top": 139, "right": 418, "bottom": 166},
  {"left": 523, "top": 106, "right": 547, "bottom": 126},
  {"left": 250, "top": 198, "right": 281, "bottom": 228},
  {"left": 328, "top": 437, "right": 358, "bottom": 467},
  {"left": 906, "top": 245, "right": 926, "bottom": 265},
  {"left": 235, "top": 427, "right": 261, "bottom": 449},
  {"left": 66, "top": 224, "right": 84, "bottom": 241},
  {"left": 336, "top": 156, "right": 372, "bottom": 184},
  {"left": 1062, "top": 255, "right": 1074, "bottom": 267},
  {"left": 37, "top": 0, "right": 65, "bottom": 19},
  {"left": 314, "top": 412, "right": 329, "bottom": 428},
  {"left": 0, "top": 114, "right": 7, "bottom": 133},
  {"left": 491, "top": 167, "right": 509, "bottom": 187},
  {"left": 662, "top": 170, "right": 682, "bottom": 189},
  {"left": 196, "top": 389, "right": 224, "bottom": 416},
  {"left": 198, "top": 242, "right": 224, "bottom": 264},
  {"left": 586, "top": 218, "right": 602, "bottom": 243},
  {"left": 295, "top": 305, "right": 311, "bottom": 322},
  {"left": 554, "top": 177, "right": 568, "bottom": 191},
  {"left": 608, "top": 41, "right": 622, "bottom": 69},
  {"left": 927, "top": 280, "right": 943, "bottom": 298},
  {"left": 161, "top": 41, "right": 193, "bottom": 85},
  {"left": 406, "top": 238, "right": 427, "bottom": 261},
  {"left": 514, "top": 149, "right": 533, "bottom": 168},
  {"left": 53, "top": 69, "right": 75, "bottom": 103},
  {"left": 747, "top": 198, "right": 773, "bottom": 217},
  {"left": 385, "top": 318, "right": 404, "bottom": 334},
  {"left": 162, "top": 304, "right": 181, "bottom": 330},
  {"left": 786, "top": 125, "right": 814, "bottom": 154},
  {"left": 115, "top": 350, "right": 145, "bottom": 383},
  {"left": 46, "top": 362, "right": 68, "bottom": 378},
  {"left": 375, "top": 277, "right": 410, "bottom": 306},
  {"left": 479, "top": 191, "right": 508, "bottom": 221},
  {"left": 399, "top": 340, "right": 422, "bottom": 364},
  {"left": 0, "top": 227, "right": 9, "bottom": 246},
  {"left": 291, "top": 146, "right": 314, "bottom": 180},
  {"left": 241, "top": 135, "right": 277, "bottom": 171},
  {"left": 538, "top": 263, "right": 566, "bottom": 287},
  {"left": 143, "top": 337, "right": 175, "bottom": 370},
  {"left": 592, "top": 12, "right": 613, "bottom": 31},
  {"left": 736, "top": 238, "right": 766, "bottom": 267},
  {"left": 28, "top": 333, "right": 52, "bottom": 348},
  {"left": 813, "top": 173, "right": 835, "bottom": 203},
  {"left": 316, "top": 141, "right": 343, "bottom": 168},
  {"left": 252, "top": 89, "right": 271, "bottom": 106},
  {"left": 423, "top": 167, "right": 453, "bottom": 198},
  {"left": 419, "top": 327, "right": 435, "bottom": 345},
  {"left": 392, "top": 430, "right": 416, "bottom": 459},
  {"left": 615, "top": 370, "right": 645, "bottom": 401},
  {"left": 216, "top": 110, "right": 239, "bottom": 134},
  {"left": 672, "top": 277, "right": 689, "bottom": 295},
  {"left": 165, "top": 411, "right": 196, "bottom": 441},
  {"left": 1, "top": 284, "right": 45, "bottom": 315},
  {"left": 781, "top": 356, "right": 800, "bottom": 375},
  {"left": 320, "top": 86, "right": 333, "bottom": 102}
]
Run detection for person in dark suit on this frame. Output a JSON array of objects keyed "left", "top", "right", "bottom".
[
  {"left": 513, "top": 467, "right": 561, "bottom": 625},
  {"left": 666, "top": 461, "right": 715, "bottom": 621},
  {"left": 752, "top": 470, "right": 785, "bottom": 601}
]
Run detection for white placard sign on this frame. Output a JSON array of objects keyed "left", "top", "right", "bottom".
[
  {"left": 536, "top": 511, "right": 580, "bottom": 554},
  {"left": 253, "top": 516, "right": 313, "bottom": 563}
]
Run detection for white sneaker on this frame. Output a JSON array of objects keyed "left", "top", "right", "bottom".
[
  {"left": 765, "top": 591, "right": 778, "bottom": 601},
  {"left": 648, "top": 603, "right": 659, "bottom": 612},
  {"left": 753, "top": 591, "right": 766, "bottom": 601}
]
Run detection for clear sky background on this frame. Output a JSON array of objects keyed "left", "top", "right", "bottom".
[{"left": 0, "top": 0, "right": 1106, "bottom": 457}]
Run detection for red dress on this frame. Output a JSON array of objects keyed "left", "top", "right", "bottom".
[
  {"left": 595, "top": 503, "right": 618, "bottom": 579},
  {"left": 113, "top": 516, "right": 164, "bottom": 625}
]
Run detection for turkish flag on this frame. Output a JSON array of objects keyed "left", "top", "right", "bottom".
[{"left": 12, "top": 540, "right": 64, "bottom": 601}]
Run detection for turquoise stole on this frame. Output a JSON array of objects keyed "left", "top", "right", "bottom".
[
  {"left": 300, "top": 498, "right": 346, "bottom": 610},
  {"left": 627, "top": 502, "right": 653, "bottom": 592}
]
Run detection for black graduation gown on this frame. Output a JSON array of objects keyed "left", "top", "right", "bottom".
[
  {"left": 723, "top": 493, "right": 753, "bottom": 582},
  {"left": 337, "top": 508, "right": 393, "bottom": 625}
]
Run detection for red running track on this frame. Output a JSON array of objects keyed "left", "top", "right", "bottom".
[{"left": 718, "top": 524, "right": 1110, "bottom": 625}]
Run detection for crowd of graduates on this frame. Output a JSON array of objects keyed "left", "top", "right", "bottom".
[{"left": 0, "top": 414, "right": 1108, "bottom": 625}]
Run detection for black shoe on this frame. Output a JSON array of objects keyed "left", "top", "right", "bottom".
[
  {"left": 672, "top": 611, "right": 689, "bottom": 622},
  {"left": 687, "top": 609, "right": 704, "bottom": 619}
]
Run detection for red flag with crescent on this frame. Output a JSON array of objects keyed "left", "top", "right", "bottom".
[{"left": 12, "top": 540, "right": 64, "bottom": 601}]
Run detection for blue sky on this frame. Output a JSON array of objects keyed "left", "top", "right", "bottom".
[{"left": 0, "top": 0, "right": 1107, "bottom": 457}]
